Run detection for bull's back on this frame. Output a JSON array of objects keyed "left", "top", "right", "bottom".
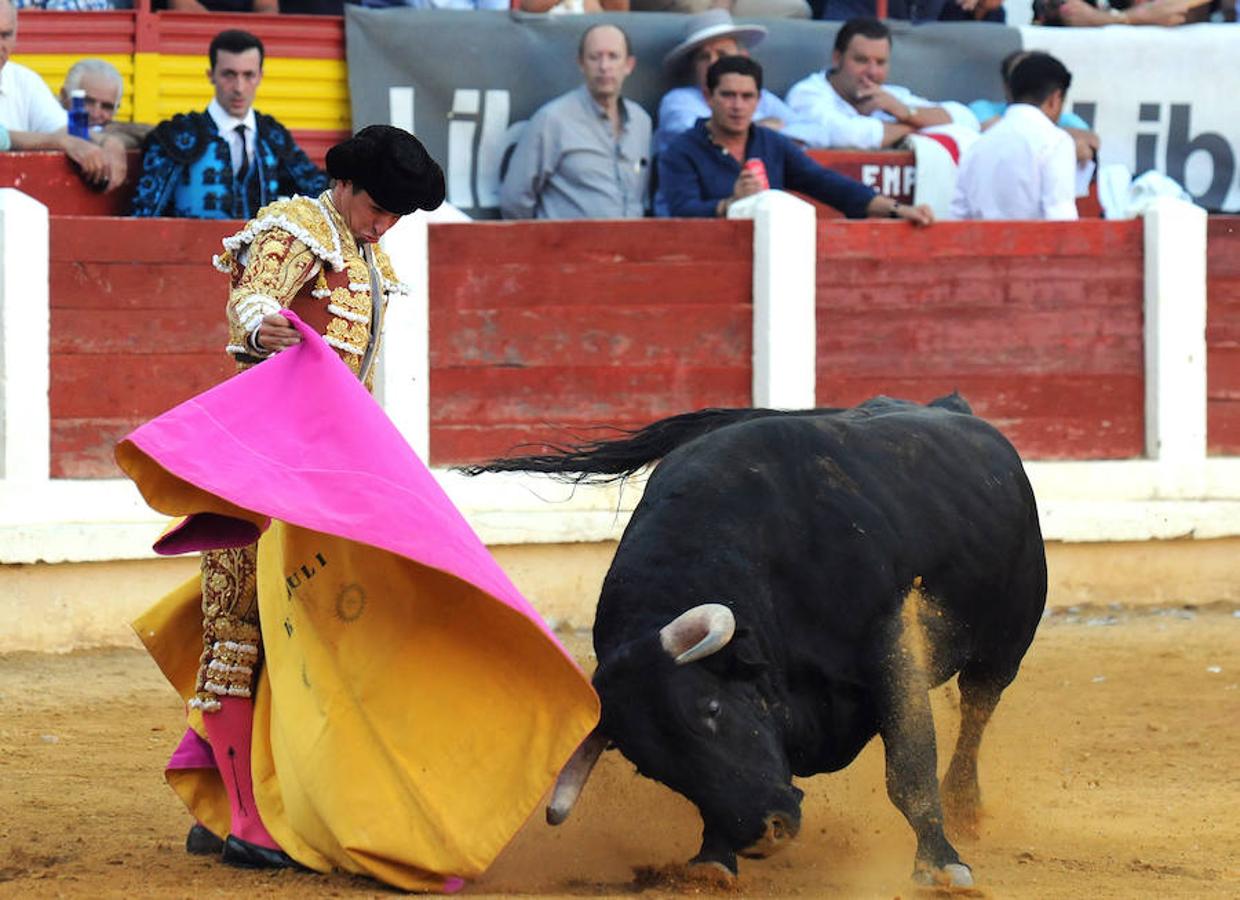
[{"left": 596, "top": 403, "right": 1044, "bottom": 653}]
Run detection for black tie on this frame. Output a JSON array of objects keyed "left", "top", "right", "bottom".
[{"left": 235, "top": 124, "right": 250, "bottom": 182}]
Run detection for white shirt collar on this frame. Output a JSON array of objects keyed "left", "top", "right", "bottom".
[
  {"left": 207, "top": 97, "right": 257, "bottom": 134},
  {"left": 1004, "top": 103, "right": 1054, "bottom": 125}
]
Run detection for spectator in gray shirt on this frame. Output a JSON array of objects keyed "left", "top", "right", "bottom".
[{"left": 500, "top": 23, "right": 651, "bottom": 219}]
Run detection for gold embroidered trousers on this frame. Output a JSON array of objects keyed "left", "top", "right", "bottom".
[{"left": 191, "top": 546, "right": 262, "bottom": 712}]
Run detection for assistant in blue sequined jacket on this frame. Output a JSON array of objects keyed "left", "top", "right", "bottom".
[{"left": 130, "top": 110, "right": 329, "bottom": 219}]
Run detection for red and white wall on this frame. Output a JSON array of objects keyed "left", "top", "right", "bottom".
[{"left": 2, "top": 187, "right": 1240, "bottom": 648}]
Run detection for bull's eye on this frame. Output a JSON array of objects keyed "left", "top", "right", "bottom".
[{"left": 705, "top": 699, "right": 722, "bottom": 719}]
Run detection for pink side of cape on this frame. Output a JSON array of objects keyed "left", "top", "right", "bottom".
[{"left": 122, "top": 314, "right": 560, "bottom": 647}]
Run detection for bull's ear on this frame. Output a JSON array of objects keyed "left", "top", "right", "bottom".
[
  {"left": 727, "top": 626, "right": 769, "bottom": 676},
  {"left": 659, "top": 603, "right": 735, "bottom": 665}
]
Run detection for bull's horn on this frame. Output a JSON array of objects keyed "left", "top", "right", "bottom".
[
  {"left": 546, "top": 729, "right": 608, "bottom": 825},
  {"left": 659, "top": 603, "right": 736, "bottom": 665}
]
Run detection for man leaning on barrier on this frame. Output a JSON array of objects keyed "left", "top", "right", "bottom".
[
  {"left": 951, "top": 53, "right": 1080, "bottom": 221},
  {"left": 0, "top": 0, "right": 128, "bottom": 190},
  {"left": 657, "top": 56, "right": 933, "bottom": 224},
  {"left": 784, "top": 16, "right": 978, "bottom": 150},
  {"left": 58, "top": 58, "right": 153, "bottom": 150}
]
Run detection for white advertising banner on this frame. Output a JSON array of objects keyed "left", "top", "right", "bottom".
[
  {"left": 345, "top": 12, "right": 1240, "bottom": 215},
  {"left": 346, "top": 11, "right": 1017, "bottom": 219},
  {"left": 1022, "top": 24, "right": 1240, "bottom": 212}
]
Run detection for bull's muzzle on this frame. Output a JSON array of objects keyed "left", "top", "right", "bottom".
[{"left": 739, "top": 811, "right": 801, "bottom": 859}]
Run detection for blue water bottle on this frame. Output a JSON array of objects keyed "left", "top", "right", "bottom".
[{"left": 68, "top": 89, "right": 90, "bottom": 140}]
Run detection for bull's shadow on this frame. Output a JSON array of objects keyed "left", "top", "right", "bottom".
[{"left": 464, "top": 394, "right": 1047, "bottom": 889}]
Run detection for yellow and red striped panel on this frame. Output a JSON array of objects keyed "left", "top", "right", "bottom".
[{"left": 12, "top": 10, "right": 349, "bottom": 162}]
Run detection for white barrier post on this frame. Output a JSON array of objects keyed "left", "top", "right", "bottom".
[
  {"left": 376, "top": 212, "right": 432, "bottom": 461},
  {"left": 0, "top": 189, "right": 51, "bottom": 486},
  {"left": 1143, "top": 197, "right": 1207, "bottom": 466},
  {"left": 729, "top": 190, "right": 818, "bottom": 409}
]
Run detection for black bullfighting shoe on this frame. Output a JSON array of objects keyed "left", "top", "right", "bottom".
[
  {"left": 221, "top": 835, "right": 305, "bottom": 870},
  {"left": 185, "top": 823, "right": 225, "bottom": 856}
]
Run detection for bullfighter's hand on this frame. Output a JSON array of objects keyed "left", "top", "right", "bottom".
[{"left": 255, "top": 313, "right": 301, "bottom": 352}]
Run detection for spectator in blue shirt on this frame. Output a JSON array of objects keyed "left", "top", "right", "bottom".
[
  {"left": 655, "top": 10, "right": 819, "bottom": 159},
  {"left": 656, "top": 56, "right": 934, "bottom": 223}
]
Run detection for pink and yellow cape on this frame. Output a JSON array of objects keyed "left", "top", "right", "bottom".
[{"left": 119, "top": 314, "right": 599, "bottom": 891}]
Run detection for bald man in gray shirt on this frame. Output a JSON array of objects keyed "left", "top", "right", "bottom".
[{"left": 500, "top": 23, "right": 651, "bottom": 220}]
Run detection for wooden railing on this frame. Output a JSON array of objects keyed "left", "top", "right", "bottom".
[
  {"left": 427, "top": 219, "right": 755, "bottom": 463},
  {"left": 1207, "top": 217, "right": 1240, "bottom": 455},
  {"left": 814, "top": 219, "right": 1146, "bottom": 460}
]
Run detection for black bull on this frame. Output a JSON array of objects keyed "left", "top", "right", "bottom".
[{"left": 469, "top": 395, "right": 1047, "bottom": 886}]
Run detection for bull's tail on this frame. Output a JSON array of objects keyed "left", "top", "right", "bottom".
[{"left": 457, "top": 407, "right": 795, "bottom": 483}]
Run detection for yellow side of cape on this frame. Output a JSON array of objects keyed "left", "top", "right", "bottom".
[{"left": 134, "top": 522, "right": 599, "bottom": 891}]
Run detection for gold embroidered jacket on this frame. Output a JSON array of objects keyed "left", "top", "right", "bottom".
[{"left": 214, "top": 191, "right": 405, "bottom": 390}]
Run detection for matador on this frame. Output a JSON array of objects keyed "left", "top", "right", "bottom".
[{"left": 185, "top": 125, "right": 445, "bottom": 868}]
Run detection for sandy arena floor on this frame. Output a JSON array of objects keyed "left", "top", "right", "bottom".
[{"left": 1, "top": 604, "right": 1238, "bottom": 899}]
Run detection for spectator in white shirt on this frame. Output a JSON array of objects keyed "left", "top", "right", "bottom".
[
  {"left": 784, "top": 16, "right": 978, "bottom": 150},
  {"left": 950, "top": 53, "right": 1078, "bottom": 221},
  {"left": 0, "top": 0, "right": 126, "bottom": 190}
]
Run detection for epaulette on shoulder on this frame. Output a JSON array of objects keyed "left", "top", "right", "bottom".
[
  {"left": 213, "top": 195, "right": 346, "bottom": 274},
  {"left": 147, "top": 112, "right": 215, "bottom": 166}
]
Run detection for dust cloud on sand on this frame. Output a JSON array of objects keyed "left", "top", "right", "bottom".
[{"left": 1, "top": 606, "right": 1238, "bottom": 898}]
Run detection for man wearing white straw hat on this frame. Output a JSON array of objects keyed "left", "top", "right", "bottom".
[{"left": 655, "top": 9, "right": 817, "bottom": 158}]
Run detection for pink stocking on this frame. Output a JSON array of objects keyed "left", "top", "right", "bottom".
[{"left": 204, "top": 696, "right": 279, "bottom": 850}]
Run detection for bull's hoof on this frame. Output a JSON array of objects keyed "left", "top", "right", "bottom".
[
  {"left": 689, "top": 848, "right": 738, "bottom": 877},
  {"left": 633, "top": 861, "right": 736, "bottom": 892},
  {"left": 913, "top": 862, "right": 974, "bottom": 889},
  {"left": 739, "top": 812, "right": 800, "bottom": 859},
  {"left": 687, "top": 859, "right": 737, "bottom": 881}
]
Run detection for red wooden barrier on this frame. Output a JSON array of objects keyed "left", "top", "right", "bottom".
[
  {"left": 427, "top": 220, "right": 755, "bottom": 466},
  {"left": 807, "top": 149, "right": 1103, "bottom": 219},
  {"left": 49, "top": 216, "right": 239, "bottom": 478},
  {"left": 806, "top": 150, "right": 915, "bottom": 219},
  {"left": 40, "top": 214, "right": 1177, "bottom": 477},
  {"left": 815, "top": 219, "right": 1146, "bottom": 460},
  {"left": 0, "top": 152, "right": 139, "bottom": 217},
  {"left": 1207, "top": 216, "right": 1240, "bottom": 455}
]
